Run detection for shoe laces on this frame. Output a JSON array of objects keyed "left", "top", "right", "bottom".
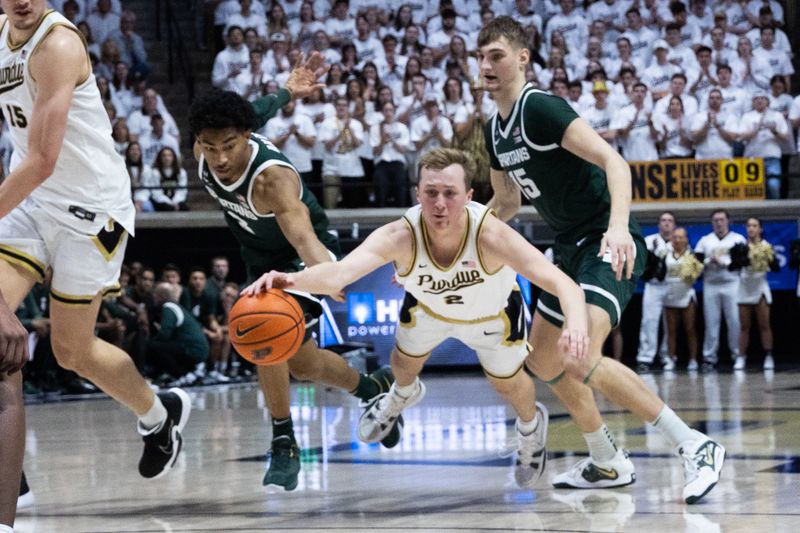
[
  {"left": 268, "top": 437, "right": 297, "bottom": 464},
  {"left": 374, "top": 387, "right": 412, "bottom": 422},
  {"left": 679, "top": 446, "right": 700, "bottom": 485},
  {"left": 500, "top": 424, "right": 545, "bottom": 463}
]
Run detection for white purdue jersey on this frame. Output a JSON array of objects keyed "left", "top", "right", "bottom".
[
  {"left": 396, "top": 202, "right": 518, "bottom": 321},
  {"left": 0, "top": 10, "right": 134, "bottom": 234}
]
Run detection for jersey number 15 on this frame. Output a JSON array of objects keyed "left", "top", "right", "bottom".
[
  {"left": 4, "top": 105, "right": 27, "bottom": 129},
  {"left": 509, "top": 168, "right": 541, "bottom": 200}
]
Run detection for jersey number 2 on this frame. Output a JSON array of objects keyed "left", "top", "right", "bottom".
[
  {"left": 509, "top": 168, "right": 541, "bottom": 200},
  {"left": 228, "top": 211, "right": 256, "bottom": 235},
  {"left": 4, "top": 105, "right": 27, "bottom": 128}
]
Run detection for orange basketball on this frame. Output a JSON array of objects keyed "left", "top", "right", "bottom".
[{"left": 228, "top": 289, "right": 305, "bottom": 366}]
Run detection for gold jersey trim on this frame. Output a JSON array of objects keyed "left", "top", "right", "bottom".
[
  {"left": 0, "top": 244, "right": 46, "bottom": 282},
  {"left": 394, "top": 216, "right": 417, "bottom": 278},
  {"left": 476, "top": 207, "right": 503, "bottom": 275},
  {"left": 7, "top": 9, "right": 56, "bottom": 52},
  {"left": 28, "top": 22, "right": 92, "bottom": 86},
  {"left": 420, "top": 207, "right": 470, "bottom": 272}
]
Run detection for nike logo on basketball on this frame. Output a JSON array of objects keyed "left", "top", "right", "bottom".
[{"left": 235, "top": 321, "right": 266, "bottom": 337}]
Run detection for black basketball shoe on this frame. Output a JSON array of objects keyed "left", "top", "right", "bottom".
[{"left": 138, "top": 388, "right": 192, "bottom": 479}]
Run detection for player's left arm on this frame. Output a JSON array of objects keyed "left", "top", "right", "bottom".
[
  {"left": 479, "top": 215, "right": 589, "bottom": 359},
  {"left": 0, "top": 27, "right": 86, "bottom": 218},
  {"left": 561, "top": 117, "right": 636, "bottom": 280},
  {"left": 251, "top": 165, "right": 333, "bottom": 268}
]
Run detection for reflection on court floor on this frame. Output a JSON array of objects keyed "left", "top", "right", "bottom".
[{"left": 15, "top": 369, "right": 800, "bottom": 532}]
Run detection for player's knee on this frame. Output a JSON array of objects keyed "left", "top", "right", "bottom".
[
  {"left": 286, "top": 346, "right": 323, "bottom": 381},
  {"left": 51, "top": 338, "right": 88, "bottom": 374}
]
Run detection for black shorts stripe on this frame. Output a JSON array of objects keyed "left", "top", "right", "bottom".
[
  {"left": 50, "top": 291, "right": 94, "bottom": 305},
  {"left": 0, "top": 247, "right": 46, "bottom": 279}
]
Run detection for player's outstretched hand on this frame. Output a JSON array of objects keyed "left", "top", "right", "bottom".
[
  {"left": 241, "top": 271, "right": 296, "bottom": 296},
  {"left": 558, "top": 326, "right": 589, "bottom": 361},
  {"left": 285, "top": 51, "right": 329, "bottom": 100},
  {"left": 599, "top": 224, "right": 636, "bottom": 281},
  {"left": 0, "top": 299, "right": 28, "bottom": 375}
]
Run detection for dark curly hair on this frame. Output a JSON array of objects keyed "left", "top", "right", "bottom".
[{"left": 188, "top": 89, "right": 255, "bottom": 138}]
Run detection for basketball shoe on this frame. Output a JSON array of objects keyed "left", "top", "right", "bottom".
[
  {"left": 680, "top": 434, "right": 725, "bottom": 504},
  {"left": 361, "top": 366, "right": 403, "bottom": 448},
  {"left": 138, "top": 388, "right": 191, "bottom": 479},
  {"left": 552, "top": 448, "right": 636, "bottom": 489},
  {"left": 17, "top": 471, "right": 34, "bottom": 511},
  {"left": 263, "top": 435, "right": 301, "bottom": 491},
  {"left": 358, "top": 378, "right": 426, "bottom": 444},
  {"left": 512, "top": 402, "right": 549, "bottom": 487}
]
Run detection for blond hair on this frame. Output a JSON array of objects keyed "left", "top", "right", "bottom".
[{"left": 418, "top": 148, "right": 476, "bottom": 190}]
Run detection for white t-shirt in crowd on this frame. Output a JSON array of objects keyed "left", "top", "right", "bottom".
[
  {"left": 410, "top": 114, "right": 453, "bottom": 153},
  {"left": 370, "top": 120, "right": 410, "bottom": 164},
  {"left": 611, "top": 104, "right": 659, "bottom": 162},
  {"left": 739, "top": 109, "right": 790, "bottom": 159},
  {"left": 694, "top": 230, "right": 747, "bottom": 284},
  {"left": 690, "top": 110, "right": 738, "bottom": 160},
  {"left": 318, "top": 116, "right": 364, "bottom": 177},
  {"left": 653, "top": 113, "right": 693, "bottom": 158},
  {"left": 264, "top": 112, "right": 317, "bottom": 173}
]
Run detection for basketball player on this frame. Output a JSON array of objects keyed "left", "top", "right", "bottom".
[
  {"left": 243, "top": 148, "right": 590, "bottom": 487},
  {"left": 477, "top": 17, "right": 725, "bottom": 504},
  {"left": 0, "top": 2, "right": 189, "bottom": 531},
  {"left": 188, "top": 76, "right": 396, "bottom": 492}
]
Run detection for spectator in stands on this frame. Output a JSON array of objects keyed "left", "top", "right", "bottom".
[
  {"left": 668, "top": 1, "right": 702, "bottom": 49},
  {"left": 266, "top": 1, "right": 289, "bottom": 38},
  {"left": 265, "top": 100, "right": 317, "bottom": 189},
  {"left": 127, "top": 88, "right": 180, "bottom": 142},
  {"left": 111, "top": 116, "right": 129, "bottom": 156},
  {"left": 636, "top": 212, "right": 674, "bottom": 371},
  {"left": 320, "top": 96, "right": 365, "bottom": 208},
  {"left": 582, "top": 81, "right": 618, "bottom": 150},
  {"left": 353, "top": 14, "right": 384, "bottom": 65},
  {"left": 745, "top": 0, "right": 784, "bottom": 27},
  {"left": 663, "top": 22, "right": 699, "bottom": 73},
  {"left": 655, "top": 96, "right": 693, "bottom": 159},
  {"left": 441, "top": 77, "right": 470, "bottom": 141},
  {"left": 397, "top": 72, "right": 427, "bottom": 124},
  {"left": 146, "top": 147, "right": 189, "bottom": 211},
  {"left": 654, "top": 73, "right": 698, "bottom": 117},
  {"left": 111, "top": 61, "right": 134, "bottom": 116},
  {"left": 642, "top": 40, "right": 680, "bottom": 102},
  {"left": 768, "top": 76, "right": 796, "bottom": 187},
  {"left": 687, "top": 0, "right": 713, "bottom": 36},
  {"left": 545, "top": 0, "right": 588, "bottom": 58},
  {"left": 225, "top": 0, "right": 267, "bottom": 39},
  {"left": 604, "top": 37, "right": 645, "bottom": 83},
  {"left": 713, "top": 64, "right": 748, "bottom": 116},
  {"left": 95, "top": 38, "right": 121, "bottom": 82},
  {"left": 242, "top": 27, "right": 263, "bottom": 54},
  {"left": 96, "top": 75, "right": 121, "bottom": 119},
  {"left": 623, "top": 8, "right": 659, "bottom": 65},
  {"left": 739, "top": 92, "right": 790, "bottom": 199},
  {"left": 611, "top": 82, "right": 658, "bottom": 161},
  {"left": 325, "top": 0, "right": 356, "bottom": 48},
  {"left": 706, "top": 25, "right": 736, "bottom": 66},
  {"left": 428, "top": 9, "right": 464, "bottom": 64},
  {"left": 663, "top": 227, "right": 701, "bottom": 371},
  {"left": 292, "top": 1, "right": 323, "bottom": 52},
  {"left": 232, "top": 49, "right": 267, "bottom": 101},
  {"left": 86, "top": 0, "right": 120, "bottom": 45},
  {"left": 323, "top": 62, "right": 346, "bottom": 101},
  {"left": 753, "top": 27, "right": 793, "bottom": 93},
  {"left": 139, "top": 114, "right": 181, "bottom": 167},
  {"left": 691, "top": 89, "right": 739, "bottom": 160},
  {"left": 411, "top": 94, "right": 453, "bottom": 168},
  {"left": 371, "top": 100, "right": 410, "bottom": 207},
  {"left": 419, "top": 47, "right": 444, "bottom": 92},
  {"left": 687, "top": 45, "right": 717, "bottom": 101},
  {"left": 694, "top": 209, "right": 747, "bottom": 370},
  {"left": 746, "top": 7, "right": 791, "bottom": 59},
  {"left": 719, "top": 0, "right": 753, "bottom": 36},
  {"left": 212, "top": 25, "right": 249, "bottom": 90},
  {"left": 730, "top": 36, "right": 771, "bottom": 94},
  {"left": 147, "top": 282, "right": 209, "bottom": 387},
  {"left": 60, "top": 0, "right": 84, "bottom": 25},
  {"left": 180, "top": 268, "right": 226, "bottom": 383},
  {"left": 125, "top": 141, "right": 154, "bottom": 213},
  {"left": 400, "top": 24, "right": 424, "bottom": 59},
  {"left": 301, "top": 87, "right": 334, "bottom": 200},
  {"left": 375, "top": 35, "right": 406, "bottom": 96},
  {"left": 108, "top": 10, "right": 149, "bottom": 78},
  {"left": 737, "top": 218, "right": 779, "bottom": 371},
  {"left": 264, "top": 32, "right": 291, "bottom": 79}
]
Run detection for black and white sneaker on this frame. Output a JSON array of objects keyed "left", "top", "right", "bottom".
[
  {"left": 138, "top": 388, "right": 191, "bottom": 479},
  {"left": 17, "top": 470, "right": 34, "bottom": 510}
]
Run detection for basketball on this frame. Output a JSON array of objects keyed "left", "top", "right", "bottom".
[{"left": 228, "top": 289, "right": 305, "bottom": 366}]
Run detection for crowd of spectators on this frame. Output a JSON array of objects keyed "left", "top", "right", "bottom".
[
  {"left": 19, "top": 257, "right": 253, "bottom": 397},
  {"left": 203, "top": 0, "right": 799, "bottom": 205}
]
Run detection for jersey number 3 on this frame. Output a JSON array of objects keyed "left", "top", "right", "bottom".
[
  {"left": 4, "top": 105, "right": 27, "bottom": 129},
  {"left": 509, "top": 168, "right": 541, "bottom": 200}
]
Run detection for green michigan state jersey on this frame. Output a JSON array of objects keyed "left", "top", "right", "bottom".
[
  {"left": 198, "top": 133, "right": 339, "bottom": 279},
  {"left": 485, "top": 84, "right": 641, "bottom": 243}
]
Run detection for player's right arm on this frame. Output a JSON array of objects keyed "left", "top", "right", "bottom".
[
  {"left": 242, "top": 220, "right": 413, "bottom": 296},
  {"left": 0, "top": 26, "right": 87, "bottom": 219},
  {"left": 486, "top": 168, "right": 521, "bottom": 222}
]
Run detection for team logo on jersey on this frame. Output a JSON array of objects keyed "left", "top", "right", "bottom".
[
  {"left": 0, "top": 62, "right": 25, "bottom": 95},
  {"left": 416, "top": 270, "right": 484, "bottom": 294}
]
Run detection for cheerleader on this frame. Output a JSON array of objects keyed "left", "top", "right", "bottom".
[
  {"left": 663, "top": 228, "right": 702, "bottom": 371},
  {"left": 737, "top": 218, "right": 780, "bottom": 370}
]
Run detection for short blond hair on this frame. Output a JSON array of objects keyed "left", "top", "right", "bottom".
[{"left": 418, "top": 148, "right": 476, "bottom": 190}]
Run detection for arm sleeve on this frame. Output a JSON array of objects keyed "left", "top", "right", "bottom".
[{"left": 250, "top": 89, "right": 293, "bottom": 130}]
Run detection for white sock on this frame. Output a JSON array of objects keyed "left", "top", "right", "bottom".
[
  {"left": 138, "top": 395, "right": 167, "bottom": 430},
  {"left": 516, "top": 414, "right": 539, "bottom": 436},
  {"left": 584, "top": 424, "right": 618, "bottom": 463},
  {"left": 651, "top": 404, "right": 698, "bottom": 448},
  {"left": 393, "top": 379, "right": 419, "bottom": 399},
  {"left": 0, "top": 524, "right": 14, "bottom": 533}
]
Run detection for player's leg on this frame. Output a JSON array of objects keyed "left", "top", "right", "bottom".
[
  {"left": 526, "top": 306, "right": 634, "bottom": 489},
  {"left": 701, "top": 286, "right": 722, "bottom": 367},
  {"left": 0, "top": 261, "right": 35, "bottom": 529},
  {"left": 722, "top": 288, "right": 741, "bottom": 364},
  {"left": 737, "top": 304, "right": 752, "bottom": 369},
  {"left": 754, "top": 297, "right": 774, "bottom": 369}
]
